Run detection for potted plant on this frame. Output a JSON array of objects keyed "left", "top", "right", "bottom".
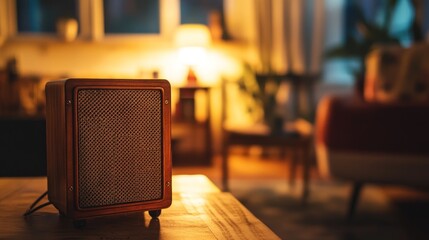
[{"left": 325, "top": 0, "right": 413, "bottom": 95}]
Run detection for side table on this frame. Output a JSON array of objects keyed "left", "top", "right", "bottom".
[
  {"left": 172, "top": 86, "right": 212, "bottom": 166},
  {"left": 222, "top": 120, "right": 313, "bottom": 202}
]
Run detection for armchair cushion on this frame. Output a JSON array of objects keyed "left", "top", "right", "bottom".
[{"left": 315, "top": 95, "right": 429, "bottom": 186}]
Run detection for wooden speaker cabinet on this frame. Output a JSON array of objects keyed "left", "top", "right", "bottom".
[{"left": 45, "top": 79, "right": 172, "bottom": 224}]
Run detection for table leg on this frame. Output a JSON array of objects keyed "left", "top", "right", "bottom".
[
  {"left": 289, "top": 147, "right": 297, "bottom": 187},
  {"left": 221, "top": 142, "right": 229, "bottom": 192},
  {"left": 301, "top": 141, "right": 310, "bottom": 204}
]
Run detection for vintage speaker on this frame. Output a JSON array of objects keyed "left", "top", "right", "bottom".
[{"left": 45, "top": 78, "right": 172, "bottom": 224}]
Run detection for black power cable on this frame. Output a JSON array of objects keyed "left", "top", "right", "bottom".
[{"left": 23, "top": 191, "right": 52, "bottom": 216}]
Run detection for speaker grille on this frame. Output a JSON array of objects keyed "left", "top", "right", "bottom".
[{"left": 76, "top": 89, "right": 163, "bottom": 208}]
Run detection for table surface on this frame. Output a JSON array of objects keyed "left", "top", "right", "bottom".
[{"left": 0, "top": 175, "right": 280, "bottom": 239}]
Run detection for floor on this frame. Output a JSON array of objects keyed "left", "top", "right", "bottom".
[
  {"left": 172, "top": 148, "right": 429, "bottom": 240},
  {"left": 173, "top": 146, "right": 314, "bottom": 187}
]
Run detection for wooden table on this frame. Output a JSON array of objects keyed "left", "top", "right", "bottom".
[{"left": 0, "top": 175, "right": 280, "bottom": 239}]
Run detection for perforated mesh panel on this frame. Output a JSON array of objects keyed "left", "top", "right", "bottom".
[{"left": 77, "top": 89, "right": 163, "bottom": 208}]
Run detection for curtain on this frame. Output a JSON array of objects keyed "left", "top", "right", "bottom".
[
  {"left": 254, "top": 0, "right": 325, "bottom": 74},
  {"left": 224, "top": 0, "right": 326, "bottom": 120},
  {"left": 255, "top": 0, "right": 326, "bottom": 120},
  {"left": 224, "top": 0, "right": 325, "bottom": 74}
]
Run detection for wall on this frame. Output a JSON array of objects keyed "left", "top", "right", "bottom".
[
  {"left": 0, "top": 37, "right": 251, "bottom": 83},
  {"left": 0, "top": 35, "right": 261, "bottom": 155}
]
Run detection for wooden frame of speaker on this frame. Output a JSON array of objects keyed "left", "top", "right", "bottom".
[{"left": 45, "top": 78, "right": 172, "bottom": 222}]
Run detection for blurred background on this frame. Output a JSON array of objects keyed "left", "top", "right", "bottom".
[{"left": 1, "top": 0, "right": 429, "bottom": 239}]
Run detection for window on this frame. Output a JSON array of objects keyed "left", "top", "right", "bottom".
[
  {"left": 2, "top": 0, "right": 230, "bottom": 41},
  {"left": 2, "top": 0, "right": 176, "bottom": 41},
  {"left": 180, "top": 0, "right": 223, "bottom": 25},
  {"left": 103, "top": 0, "right": 160, "bottom": 34},
  {"left": 17, "top": 0, "right": 78, "bottom": 33}
]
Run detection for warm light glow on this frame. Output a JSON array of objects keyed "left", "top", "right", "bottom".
[
  {"left": 175, "top": 24, "right": 212, "bottom": 67},
  {"left": 174, "top": 24, "right": 212, "bottom": 86},
  {"left": 174, "top": 24, "right": 212, "bottom": 48},
  {"left": 178, "top": 47, "right": 207, "bottom": 66}
]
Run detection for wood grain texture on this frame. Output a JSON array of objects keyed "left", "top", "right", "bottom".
[
  {"left": 45, "top": 80, "right": 68, "bottom": 213},
  {"left": 0, "top": 175, "right": 280, "bottom": 239}
]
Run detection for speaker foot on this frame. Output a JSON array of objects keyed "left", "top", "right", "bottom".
[
  {"left": 149, "top": 210, "right": 161, "bottom": 218},
  {"left": 73, "top": 219, "right": 87, "bottom": 228}
]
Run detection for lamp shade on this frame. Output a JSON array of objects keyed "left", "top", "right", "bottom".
[{"left": 174, "top": 24, "right": 212, "bottom": 48}]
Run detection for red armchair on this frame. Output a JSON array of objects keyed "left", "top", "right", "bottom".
[{"left": 315, "top": 95, "right": 429, "bottom": 218}]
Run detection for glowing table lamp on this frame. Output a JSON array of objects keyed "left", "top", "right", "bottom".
[{"left": 175, "top": 24, "right": 211, "bottom": 86}]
